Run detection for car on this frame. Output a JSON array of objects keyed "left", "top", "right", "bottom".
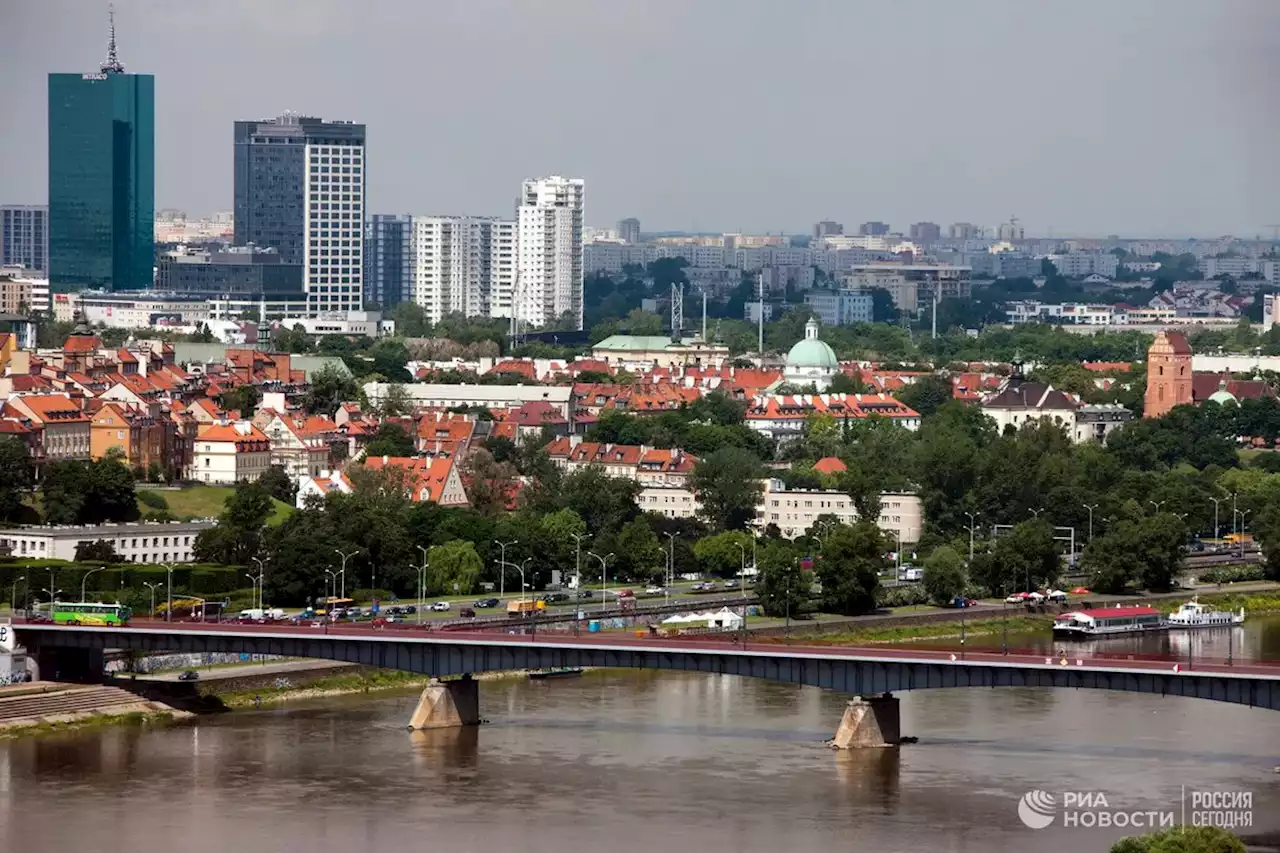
[
  {"left": 1004, "top": 592, "right": 1029, "bottom": 604},
  {"left": 616, "top": 589, "right": 635, "bottom": 599},
  {"left": 951, "top": 596, "right": 978, "bottom": 608},
  {"left": 725, "top": 579, "right": 740, "bottom": 589},
  {"left": 644, "top": 586, "right": 666, "bottom": 595},
  {"left": 429, "top": 601, "right": 451, "bottom": 612},
  {"left": 540, "top": 592, "right": 571, "bottom": 603},
  {"left": 347, "top": 607, "right": 364, "bottom": 618},
  {"left": 178, "top": 670, "right": 199, "bottom": 682},
  {"left": 459, "top": 607, "right": 476, "bottom": 619},
  {"left": 474, "top": 598, "right": 500, "bottom": 609},
  {"left": 577, "top": 589, "right": 595, "bottom": 599}
]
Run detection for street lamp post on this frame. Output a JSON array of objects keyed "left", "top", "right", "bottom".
[
  {"left": 1149, "top": 500, "right": 1165, "bottom": 514},
  {"left": 1082, "top": 504, "right": 1098, "bottom": 543},
  {"left": 142, "top": 581, "right": 160, "bottom": 617},
  {"left": 333, "top": 549, "right": 359, "bottom": 599},
  {"left": 251, "top": 557, "right": 268, "bottom": 610},
  {"left": 734, "top": 541, "right": 746, "bottom": 592},
  {"left": 1029, "top": 507, "right": 1044, "bottom": 519},
  {"left": 569, "top": 533, "right": 586, "bottom": 592},
  {"left": 41, "top": 588, "right": 62, "bottom": 612},
  {"left": 80, "top": 565, "right": 107, "bottom": 603},
  {"left": 664, "top": 532, "right": 676, "bottom": 606},
  {"left": 494, "top": 539, "right": 517, "bottom": 598},
  {"left": 163, "top": 564, "right": 174, "bottom": 623},
  {"left": 10, "top": 575, "right": 23, "bottom": 616},
  {"left": 588, "top": 552, "right": 612, "bottom": 616},
  {"left": 1209, "top": 497, "right": 1224, "bottom": 543},
  {"left": 964, "top": 512, "right": 978, "bottom": 563},
  {"left": 1236, "top": 509, "right": 1251, "bottom": 560},
  {"left": 324, "top": 569, "right": 337, "bottom": 615},
  {"left": 416, "top": 545, "right": 429, "bottom": 624},
  {"left": 244, "top": 573, "right": 258, "bottom": 611},
  {"left": 519, "top": 557, "right": 533, "bottom": 603}
]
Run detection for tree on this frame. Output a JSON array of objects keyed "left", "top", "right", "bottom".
[
  {"left": 426, "top": 540, "right": 482, "bottom": 596},
  {"left": 689, "top": 447, "right": 765, "bottom": 531},
  {"left": 365, "top": 423, "right": 416, "bottom": 458},
  {"left": 756, "top": 541, "right": 809, "bottom": 617},
  {"left": 1084, "top": 512, "right": 1190, "bottom": 593},
  {"left": 827, "top": 372, "right": 866, "bottom": 394},
  {"left": 75, "top": 539, "right": 122, "bottom": 563},
  {"left": 369, "top": 340, "right": 412, "bottom": 382},
  {"left": 378, "top": 383, "right": 412, "bottom": 417},
  {"left": 0, "top": 436, "right": 33, "bottom": 522},
  {"left": 41, "top": 459, "right": 138, "bottom": 525},
  {"left": 614, "top": 517, "right": 664, "bottom": 582},
  {"left": 896, "top": 374, "right": 954, "bottom": 419},
  {"left": 303, "top": 363, "right": 358, "bottom": 417},
  {"left": 258, "top": 466, "right": 296, "bottom": 504},
  {"left": 922, "top": 545, "right": 967, "bottom": 605},
  {"left": 818, "top": 521, "right": 885, "bottom": 615},
  {"left": 193, "top": 481, "right": 273, "bottom": 565},
  {"left": 1110, "top": 826, "right": 1244, "bottom": 853},
  {"left": 972, "top": 520, "right": 1059, "bottom": 595},
  {"left": 218, "top": 384, "right": 261, "bottom": 418},
  {"left": 460, "top": 447, "right": 519, "bottom": 516},
  {"left": 692, "top": 530, "right": 755, "bottom": 579}
]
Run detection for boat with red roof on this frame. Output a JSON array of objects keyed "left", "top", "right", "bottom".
[{"left": 1052, "top": 605, "right": 1167, "bottom": 639}]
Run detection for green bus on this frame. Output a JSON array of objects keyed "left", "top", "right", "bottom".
[{"left": 50, "top": 602, "right": 132, "bottom": 626}]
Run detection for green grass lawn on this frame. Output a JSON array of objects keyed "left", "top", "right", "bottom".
[{"left": 142, "top": 486, "right": 293, "bottom": 525}]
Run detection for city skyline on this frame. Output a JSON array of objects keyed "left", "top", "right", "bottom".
[{"left": 2, "top": 0, "right": 1279, "bottom": 238}]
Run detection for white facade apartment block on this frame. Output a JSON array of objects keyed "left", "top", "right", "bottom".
[
  {"left": 409, "top": 217, "right": 515, "bottom": 323},
  {"left": 304, "top": 141, "right": 365, "bottom": 313},
  {"left": 516, "top": 176, "right": 584, "bottom": 329}
]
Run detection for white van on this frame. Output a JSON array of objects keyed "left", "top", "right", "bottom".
[{"left": 238, "top": 608, "right": 265, "bottom": 621}]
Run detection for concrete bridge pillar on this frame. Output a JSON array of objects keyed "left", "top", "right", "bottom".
[
  {"left": 407, "top": 675, "right": 480, "bottom": 730},
  {"left": 830, "top": 693, "right": 900, "bottom": 749},
  {"left": 31, "top": 645, "right": 104, "bottom": 684}
]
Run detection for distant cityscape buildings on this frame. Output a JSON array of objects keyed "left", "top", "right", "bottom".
[
  {"left": 0, "top": 205, "right": 48, "bottom": 274},
  {"left": 616, "top": 217, "right": 641, "bottom": 245},
  {"left": 47, "top": 15, "right": 153, "bottom": 291},
  {"left": 516, "top": 175, "right": 584, "bottom": 330}
]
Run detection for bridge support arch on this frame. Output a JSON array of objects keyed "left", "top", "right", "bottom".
[
  {"left": 830, "top": 693, "right": 900, "bottom": 749},
  {"left": 408, "top": 675, "right": 480, "bottom": 730}
]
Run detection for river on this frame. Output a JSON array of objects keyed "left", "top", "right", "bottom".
[{"left": 3, "top": 623, "right": 1280, "bottom": 852}]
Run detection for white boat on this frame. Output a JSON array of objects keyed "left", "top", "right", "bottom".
[
  {"left": 1052, "top": 605, "right": 1167, "bottom": 638},
  {"left": 1166, "top": 598, "right": 1244, "bottom": 629}
]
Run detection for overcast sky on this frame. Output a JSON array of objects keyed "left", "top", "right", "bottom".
[{"left": 3, "top": 0, "right": 1278, "bottom": 238}]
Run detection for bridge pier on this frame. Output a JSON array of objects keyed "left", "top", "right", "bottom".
[
  {"left": 407, "top": 675, "right": 480, "bottom": 730},
  {"left": 830, "top": 693, "right": 900, "bottom": 749},
  {"left": 30, "top": 643, "right": 104, "bottom": 684}
]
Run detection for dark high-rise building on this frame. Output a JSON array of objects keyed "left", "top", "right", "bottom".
[
  {"left": 364, "top": 214, "right": 411, "bottom": 309},
  {"left": 1, "top": 206, "right": 48, "bottom": 274},
  {"left": 234, "top": 113, "right": 366, "bottom": 313},
  {"left": 909, "top": 222, "right": 941, "bottom": 244},
  {"left": 858, "top": 221, "right": 890, "bottom": 236},
  {"left": 813, "top": 220, "right": 843, "bottom": 241},
  {"left": 157, "top": 245, "right": 302, "bottom": 299},
  {"left": 616, "top": 217, "right": 641, "bottom": 245},
  {"left": 48, "top": 13, "right": 154, "bottom": 291}
]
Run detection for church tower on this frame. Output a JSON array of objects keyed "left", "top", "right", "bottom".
[{"left": 1143, "top": 330, "right": 1192, "bottom": 418}]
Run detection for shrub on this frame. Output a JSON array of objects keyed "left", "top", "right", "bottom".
[
  {"left": 1198, "top": 564, "right": 1265, "bottom": 584},
  {"left": 137, "top": 490, "right": 169, "bottom": 510},
  {"left": 876, "top": 584, "right": 929, "bottom": 608}
]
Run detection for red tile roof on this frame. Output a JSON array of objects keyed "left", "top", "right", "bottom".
[{"left": 812, "top": 456, "right": 847, "bottom": 474}]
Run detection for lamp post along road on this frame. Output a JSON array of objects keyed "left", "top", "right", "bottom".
[
  {"left": 416, "top": 545, "right": 430, "bottom": 624},
  {"left": 1083, "top": 504, "right": 1098, "bottom": 543},
  {"left": 494, "top": 540, "right": 517, "bottom": 598},
  {"left": 964, "top": 512, "right": 978, "bottom": 563},
  {"left": 333, "top": 549, "right": 359, "bottom": 599},
  {"left": 251, "top": 557, "right": 268, "bottom": 610},
  {"left": 163, "top": 564, "right": 175, "bottom": 623},
  {"left": 142, "top": 581, "right": 160, "bottom": 617},
  {"left": 10, "top": 575, "right": 23, "bottom": 615},
  {"left": 664, "top": 532, "right": 676, "bottom": 606},
  {"left": 1210, "top": 497, "right": 1224, "bottom": 543},
  {"left": 80, "top": 566, "right": 107, "bottom": 603}
]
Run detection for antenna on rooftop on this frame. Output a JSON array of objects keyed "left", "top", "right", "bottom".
[
  {"left": 670, "top": 283, "right": 683, "bottom": 344},
  {"left": 101, "top": 3, "right": 125, "bottom": 74}
]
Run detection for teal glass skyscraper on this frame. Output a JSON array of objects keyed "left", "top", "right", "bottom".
[{"left": 48, "top": 13, "right": 154, "bottom": 291}]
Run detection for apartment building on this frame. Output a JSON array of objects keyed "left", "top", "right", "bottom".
[{"left": 516, "top": 176, "right": 584, "bottom": 329}]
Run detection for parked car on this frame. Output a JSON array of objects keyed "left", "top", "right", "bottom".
[
  {"left": 951, "top": 597, "right": 978, "bottom": 608},
  {"left": 474, "top": 598, "right": 500, "bottom": 609},
  {"left": 178, "top": 670, "right": 199, "bottom": 682},
  {"left": 430, "top": 601, "right": 451, "bottom": 612}
]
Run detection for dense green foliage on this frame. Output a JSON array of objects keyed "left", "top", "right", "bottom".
[{"left": 1110, "top": 826, "right": 1244, "bottom": 853}]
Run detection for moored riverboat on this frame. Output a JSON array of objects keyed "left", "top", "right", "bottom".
[{"left": 1052, "top": 605, "right": 1167, "bottom": 639}]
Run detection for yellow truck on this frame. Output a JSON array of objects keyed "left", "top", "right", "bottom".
[{"left": 507, "top": 599, "right": 546, "bottom": 617}]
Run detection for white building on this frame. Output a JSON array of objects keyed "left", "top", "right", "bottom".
[
  {"left": 363, "top": 382, "right": 575, "bottom": 418},
  {"left": 304, "top": 130, "right": 365, "bottom": 314},
  {"left": 407, "top": 216, "right": 516, "bottom": 323},
  {"left": 1048, "top": 253, "right": 1120, "bottom": 279},
  {"left": 0, "top": 521, "right": 214, "bottom": 564},
  {"left": 516, "top": 176, "right": 584, "bottom": 329},
  {"left": 757, "top": 480, "right": 923, "bottom": 543},
  {"left": 194, "top": 421, "right": 272, "bottom": 484},
  {"left": 76, "top": 292, "right": 213, "bottom": 330}
]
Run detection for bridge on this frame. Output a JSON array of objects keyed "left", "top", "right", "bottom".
[{"left": 14, "top": 621, "right": 1280, "bottom": 745}]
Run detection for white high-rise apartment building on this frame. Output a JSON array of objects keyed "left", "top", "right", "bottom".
[
  {"left": 303, "top": 130, "right": 365, "bottom": 313},
  {"left": 408, "top": 216, "right": 515, "bottom": 324},
  {"left": 516, "top": 176, "right": 584, "bottom": 330}
]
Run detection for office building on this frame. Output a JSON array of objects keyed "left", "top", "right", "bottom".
[
  {"left": 805, "top": 289, "right": 874, "bottom": 326},
  {"left": 47, "top": 15, "right": 154, "bottom": 291},
  {"left": 408, "top": 216, "right": 516, "bottom": 323},
  {"left": 234, "top": 113, "right": 366, "bottom": 314},
  {"left": 616, "top": 217, "right": 641, "bottom": 245},
  {"left": 157, "top": 245, "right": 303, "bottom": 300},
  {"left": 908, "top": 222, "right": 941, "bottom": 244},
  {"left": 1, "top": 206, "right": 49, "bottom": 274},
  {"left": 813, "top": 220, "right": 844, "bottom": 240},
  {"left": 365, "top": 214, "right": 412, "bottom": 309},
  {"left": 858, "top": 221, "right": 890, "bottom": 237},
  {"left": 516, "top": 176, "right": 584, "bottom": 329},
  {"left": 948, "top": 222, "right": 981, "bottom": 240}
]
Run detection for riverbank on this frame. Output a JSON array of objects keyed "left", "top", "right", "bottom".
[{"left": 0, "top": 709, "right": 185, "bottom": 740}]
